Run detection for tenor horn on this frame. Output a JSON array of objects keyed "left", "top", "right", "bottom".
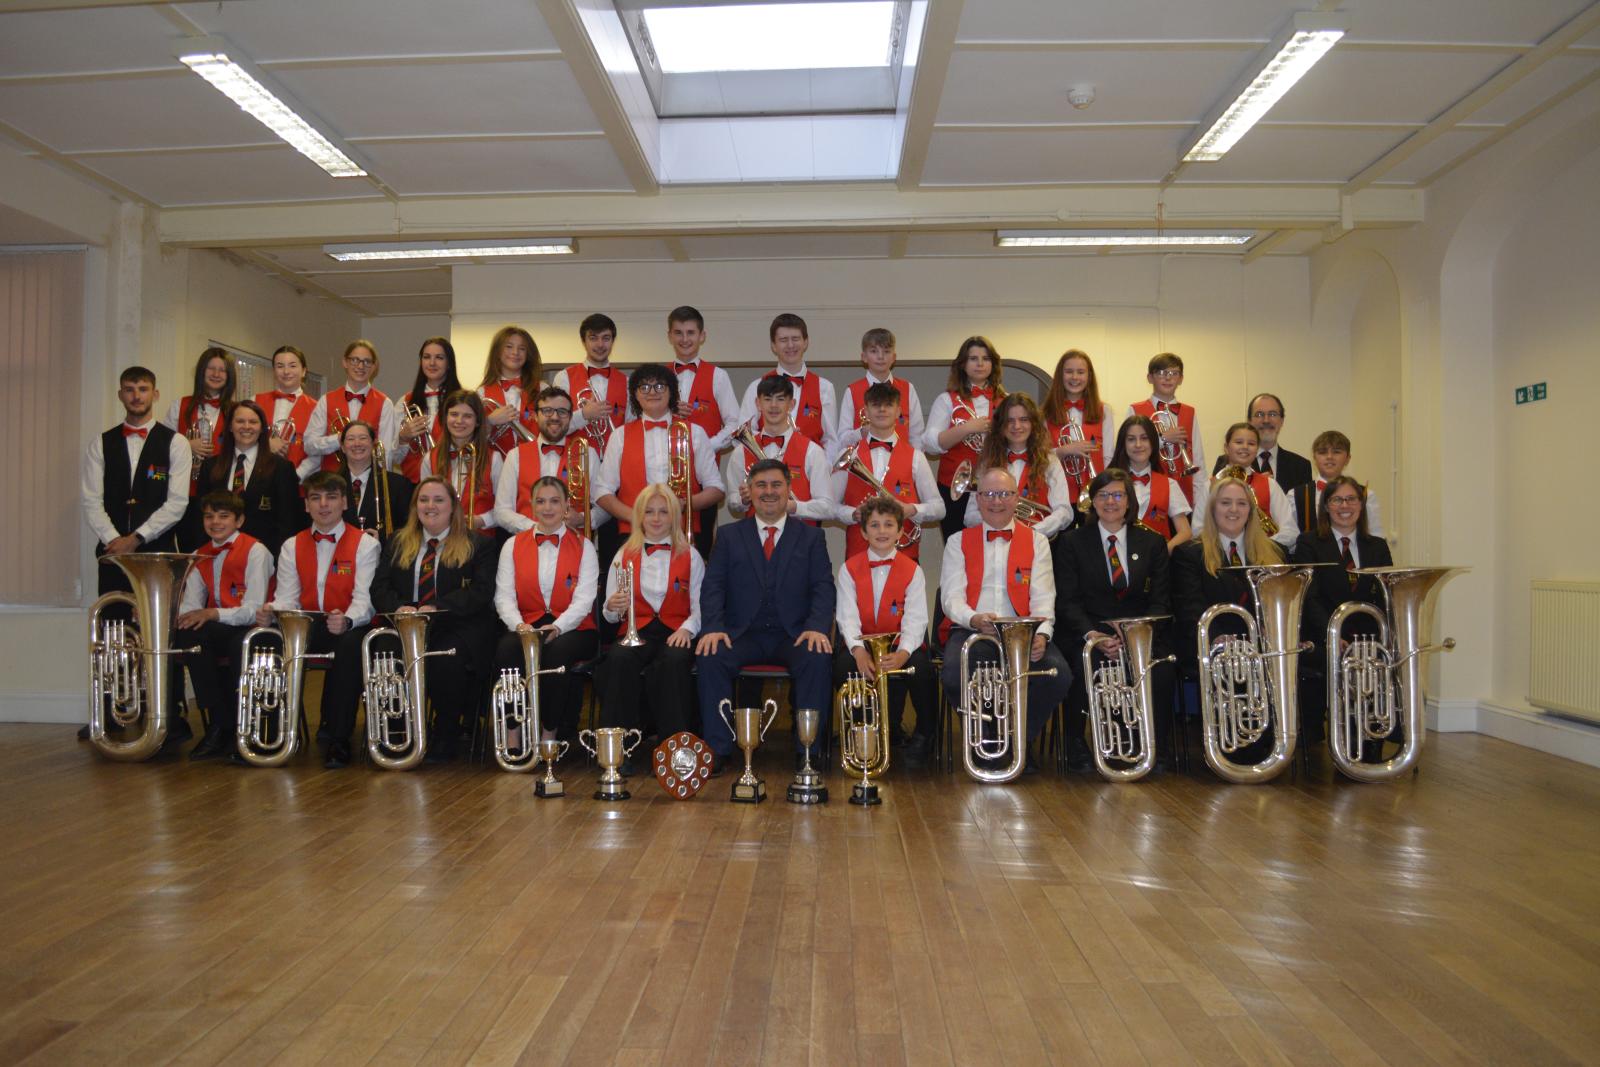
[
  {"left": 236, "top": 609, "right": 330, "bottom": 767},
  {"left": 363, "top": 611, "right": 456, "bottom": 771},
  {"left": 1326, "top": 566, "right": 1465, "bottom": 783},
  {"left": 1150, "top": 406, "right": 1200, "bottom": 477},
  {"left": 490, "top": 627, "right": 566, "bottom": 772},
  {"left": 1197, "top": 564, "right": 1315, "bottom": 783},
  {"left": 1083, "top": 615, "right": 1175, "bottom": 781},
  {"left": 86, "top": 552, "right": 200, "bottom": 761},
  {"left": 958, "top": 616, "right": 1057, "bottom": 783},
  {"left": 838, "top": 633, "right": 910, "bottom": 783},
  {"left": 1214, "top": 465, "right": 1278, "bottom": 537},
  {"left": 832, "top": 443, "right": 921, "bottom": 549}
]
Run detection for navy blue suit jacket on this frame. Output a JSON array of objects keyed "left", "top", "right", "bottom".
[{"left": 702, "top": 517, "right": 835, "bottom": 640}]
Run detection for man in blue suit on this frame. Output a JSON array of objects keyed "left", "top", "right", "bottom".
[{"left": 697, "top": 458, "right": 836, "bottom": 772}]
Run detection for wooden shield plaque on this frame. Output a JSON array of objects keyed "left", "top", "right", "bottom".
[{"left": 653, "top": 732, "right": 714, "bottom": 799}]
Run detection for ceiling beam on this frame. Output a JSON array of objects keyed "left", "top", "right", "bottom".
[
  {"left": 0, "top": 0, "right": 167, "bottom": 10},
  {"left": 1242, "top": 229, "right": 1295, "bottom": 263},
  {"left": 896, "top": 0, "right": 966, "bottom": 190},
  {"left": 234, "top": 248, "right": 375, "bottom": 316}
]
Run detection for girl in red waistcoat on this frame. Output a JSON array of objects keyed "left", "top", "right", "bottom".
[
  {"left": 391, "top": 336, "right": 463, "bottom": 483},
  {"left": 1041, "top": 348, "right": 1113, "bottom": 507},
  {"left": 163, "top": 346, "right": 235, "bottom": 481},
  {"left": 419, "top": 390, "right": 501, "bottom": 536},
  {"left": 477, "top": 324, "right": 542, "bottom": 456},
  {"left": 961, "top": 393, "right": 1074, "bottom": 539},
  {"left": 1110, "top": 415, "right": 1192, "bottom": 552},
  {"left": 924, "top": 335, "right": 1007, "bottom": 542},
  {"left": 257, "top": 344, "right": 318, "bottom": 481}
]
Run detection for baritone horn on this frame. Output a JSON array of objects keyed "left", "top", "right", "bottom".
[
  {"left": 958, "top": 616, "right": 1057, "bottom": 783},
  {"left": 1197, "top": 564, "right": 1316, "bottom": 783},
  {"left": 838, "top": 632, "right": 911, "bottom": 782},
  {"left": 1327, "top": 566, "right": 1465, "bottom": 783},
  {"left": 362, "top": 610, "right": 456, "bottom": 771},
  {"left": 832, "top": 443, "right": 920, "bottom": 549},
  {"left": 490, "top": 627, "right": 566, "bottom": 772},
  {"left": 1084, "top": 615, "right": 1175, "bottom": 781},
  {"left": 667, "top": 419, "right": 693, "bottom": 535},
  {"left": 566, "top": 435, "right": 591, "bottom": 539},
  {"left": 87, "top": 552, "right": 200, "bottom": 761},
  {"left": 1150, "top": 406, "right": 1200, "bottom": 477},
  {"left": 236, "top": 609, "right": 330, "bottom": 767}
]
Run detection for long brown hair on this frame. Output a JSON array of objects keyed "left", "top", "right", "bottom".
[
  {"left": 1041, "top": 348, "right": 1104, "bottom": 427},
  {"left": 431, "top": 390, "right": 492, "bottom": 482},
  {"left": 389, "top": 476, "right": 475, "bottom": 570},
  {"left": 1199, "top": 476, "right": 1283, "bottom": 576},
  {"left": 1315, "top": 474, "right": 1370, "bottom": 539},
  {"left": 976, "top": 393, "right": 1050, "bottom": 500},
  {"left": 944, "top": 335, "right": 1006, "bottom": 401},
  {"left": 479, "top": 325, "right": 541, "bottom": 392},
  {"left": 182, "top": 346, "right": 237, "bottom": 434},
  {"left": 207, "top": 399, "right": 279, "bottom": 484}
]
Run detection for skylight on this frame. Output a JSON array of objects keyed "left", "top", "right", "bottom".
[{"left": 640, "top": 2, "right": 896, "bottom": 74}]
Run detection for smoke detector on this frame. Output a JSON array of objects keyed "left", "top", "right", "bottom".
[{"left": 1067, "top": 84, "right": 1096, "bottom": 110}]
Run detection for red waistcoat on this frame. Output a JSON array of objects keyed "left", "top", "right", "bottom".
[
  {"left": 254, "top": 390, "right": 315, "bottom": 469},
  {"left": 677, "top": 360, "right": 723, "bottom": 439},
  {"left": 480, "top": 380, "right": 537, "bottom": 456},
  {"left": 764, "top": 369, "right": 825, "bottom": 445},
  {"left": 739, "top": 431, "right": 813, "bottom": 501},
  {"left": 846, "top": 551, "right": 918, "bottom": 640},
  {"left": 936, "top": 389, "right": 995, "bottom": 485},
  {"left": 511, "top": 528, "right": 594, "bottom": 629},
  {"left": 197, "top": 533, "right": 259, "bottom": 608},
  {"left": 847, "top": 377, "right": 911, "bottom": 434},
  {"left": 1131, "top": 398, "right": 1196, "bottom": 497},
  {"left": 567, "top": 364, "right": 628, "bottom": 431},
  {"left": 623, "top": 547, "right": 692, "bottom": 631},
  {"left": 938, "top": 525, "right": 1036, "bottom": 643},
  {"left": 1137, "top": 472, "right": 1175, "bottom": 539},
  {"left": 398, "top": 391, "right": 444, "bottom": 482},
  {"left": 843, "top": 438, "right": 919, "bottom": 560},
  {"left": 293, "top": 526, "right": 364, "bottom": 612},
  {"left": 618, "top": 419, "right": 702, "bottom": 533}
]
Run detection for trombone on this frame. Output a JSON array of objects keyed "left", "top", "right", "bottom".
[
  {"left": 371, "top": 439, "right": 394, "bottom": 536},
  {"left": 832, "top": 442, "right": 921, "bottom": 549},
  {"left": 362, "top": 610, "right": 456, "bottom": 771},
  {"left": 236, "top": 608, "right": 330, "bottom": 767},
  {"left": 837, "top": 633, "right": 912, "bottom": 784},
  {"left": 448, "top": 443, "right": 479, "bottom": 531},
  {"left": 490, "top": 627, "right": 566, "bottom": 772},
  {"left": 667, "top": 419, "right": 693, "bottom": 535},
  {"left": 1083, "top": 616, "right": 1175, "bottom": 781},
  {"left": 1150, "top": 407, "right": 1200, "bottom": 477},
  {"left": 566, "top": 435, "right": 591, "bottom": 540},
  {"left": 958, "top": 616, "right": 1057, "bottom": 783}
]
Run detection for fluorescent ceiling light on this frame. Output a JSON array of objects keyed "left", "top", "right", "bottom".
[
  {"left": 997, "top": 231, "right": 1256, "bottom": 248},
  {"left": 176, "top": 38, "right": 366, "bottom": 178},
  {"left": 1183, "top": 12, "right": 1347, "bottom": 162},
  {"left": 324, "top": 240, "right": 576, "bottom": 262},
  {"left": 641, "top": 2, "right": 895, "bottom": 73}
]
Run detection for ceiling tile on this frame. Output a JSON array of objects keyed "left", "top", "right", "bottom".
[
  {"left": 1268, "top": 49, "right": 1511, "bottom": 124},
  {"left": 175, "top": 0, "right": 560, "bottom": 60},
  {"left": 355, "top": 138, "right": 632, "bottom": 194},
  {"left": 82, "top": 147, "right": 385, "bottom": 206},
  {"left": 1181, "top": 126, "right": 1406, "bottom": 182},
  {"left": 1338, "top": 0, "right": 1593, "bottom": 45},
  {"left": 1468, "top": 54, "right": 1600, "bottom": 124},
  {"left": 0, "top": 76, "right": 272, "bottom": 152},
  {"left": 1366, "top": 127, "right": 1497, "bottom": 183},
  {"left": 956, "top": 0, "right": 1298, "bottom": 42},
  {"left": 0, "top": 6, "right": 180, "bottom": 76},
  {"left": 921, "top": 128, "right": 1182, "bottom": 184}
]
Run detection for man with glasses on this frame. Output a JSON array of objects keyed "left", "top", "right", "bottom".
[
  {"left": 1212, "top": 392, "right": 1313, "bottom": 492},
  {"left": 494, "top": 386, "right": 607, "bottom": 536},
  {"left": 937, "top": 467, "right": 1072, "bottom": 774}
]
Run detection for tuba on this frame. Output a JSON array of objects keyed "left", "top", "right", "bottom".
[
  {"left": 1197, "top": 563, "right": 1315, "bottom": 783},
  {"left": 403, "top": 401, "right": 436, "bottom": 453},
  {"left": 490, "top": 627, "right": 566, "bottom": 772},
  {"left": 1327, "top": 566, "right": 1465, "bottom": 783},
  {"left": 236, "top": 609, "right": 329, "bottom": 766},
  {"left": 667, "top": 419, "right": 693, "bottom": 535},
  {"left": 613, "top": 557, "right": 646, "bottom": 648},
  {"left": 566, "top": 435, "right": 591, "bottom": 540},
  {"left": 958, "top": 616, "right": 1057, "bottom": 783},
  {"left": 832, "top": 443, "right": 921, "bottom": 549},
  {"left": 362, "top": 610, "right": 456, "bottom": 771},
  {"left": 1083, "top": 615, "right": 1176, "bottom": 781},
  {"left": 837, "top": 632, "right": 912, "bottom": 782},
  {"left": 1215, "top": 465, "right": 1278, "bottom": 537},
  {"left": 1150, "top": 406, "right": 1200, "bottom": 477},
  {"left": 87, "top": 552, "right": 199, "bottom": 761}
]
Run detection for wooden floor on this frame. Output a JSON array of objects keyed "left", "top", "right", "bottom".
[{"left": 2, "top": 727, "right": 1599, "bottom": 1067}]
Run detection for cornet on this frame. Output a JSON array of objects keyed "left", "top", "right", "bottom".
[
  {"left": 490, "top": 627, "right": 566, "bottom": 772},
  {"left": 958, "top": 616, "right": 1057, "bottom": 783},
  {"left": 574, "top": 385, "right": 614, "bottom": 452},
  {"left": 1150, "top": 406, "right": 1200, "bottom": 477},
  {"left": 403, "top": 401, "right": 435, "bottom": 452},
  {"left": 1083, "top": 616, "right": 1175, "bottom": 781},
  {"left": 837, "top": 633, "right": 912, "bottom": 793},
  {"left": 1326, "top": 566, "right": 1465, "bottom": 783},
  {"left": 362, "top": 611, "right": 456, "bottom": 771},
  {"left": 1197, "top": 564, "right": 1316, "bottom": 783},
  {"left": 236, "top": 608, "right": 330, "bottom": 767},
  {"left": 832, "top": 443, "right": 920, "bottom": 549},
  {"left": 614, "top": 558, "right": 646, "bottom": 648}
]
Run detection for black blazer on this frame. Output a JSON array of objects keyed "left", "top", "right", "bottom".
[
  {"left": 1172, "top": 541, "right": 1259, "bottom": 674},
  {"left": 1053, "top": 523, "right": 1171, "bottom": 655},
  {"left": 343, "top": 470, "right": 413, "bottom": 544},
  {"left": 702, "top": 517, "right": 835, "bottom": 639},
  {"left": 1213, "top": 446, "right": 1313, "bottom": 493},
  {"left": 372, "top": 535, "right": 498, "bottom": 663},
  {"left": 185, "top": 451, "right": 301, "bottom": 554},
  {"left": 1292, "top": 530, "right": 1393, "bottom": 643}
]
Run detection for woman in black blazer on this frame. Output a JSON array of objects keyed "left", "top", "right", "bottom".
[
  {"left": 337, "top": 419, "right": 413, "bottom": 545},
  {"left": 184, "top": 399, "right": 301, "bottom": 553},
  {"left": 371, "top": 476, "right": 497, "bottom": 762},
  {"left": 1053, "top": 467, "right": 1175, "bottom": 771}
]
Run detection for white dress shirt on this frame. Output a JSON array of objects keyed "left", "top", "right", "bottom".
[
  {"left": 1127, "top": 395, "right": 1207, "bottom": 477},
  {"left": 493, "top": 436, "right": 607, "bottom": 533},
  {"left": 494, "top": 529, "right": 599, "bottom": 634},
  {"left": 835, "top": 548, "right": 928, "bottom": 654},
  {"left": 81, "top": 422, "right": 193, "bottom": 547},
  {"left": 736, "top": 366, "right": 839, "bottom": 458},
  {"left": 830, "top": 434, "right": 944, "bottom": 526},
  {"left": 269, "top": 522, "right": 380, "bottom": 626},
  {"left": 594, "top": 419, "right": 726, "bottom": 503},
  {"left": 922, "top": 390, "right": 994, "bottom": 456},
  {"left": 304, "top": 383, "right": 399, "bottom": 459},
  {"left": 939, "top": 521, "right": 1056, "bottom": 639},
  {"left": 722, "top": 428, "right": 836, "bottom": 521},
  {"left": 420, "top": 448, "right": 505, "bottom": 530},
  {"left": 179, "top": 538, "right": 274, "bottom": 625},
  {"left": 960, "top": 455, "right": 1074, "bottom": 537},
  {"left": 1128, "top": 465, "right": 1192, "bottom": 527},
  {"left": 1191, "top": 473, "right": 1298, "bottom": 548},
  {"left": 671, "top": 358, "right": 741, "bottom": 453},
  {"left": 837, "top": 373, "right": 926, "bottom": 454},
  {"left": 600, "top": 542, "right": 705, "bottom": 635},
  {"left": 265, "top": 388, "right": 319, "bottom": 481},
  {"left": 559, "top": 363, "right": 633, "bottom": 435}
]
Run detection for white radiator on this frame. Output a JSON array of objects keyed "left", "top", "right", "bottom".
[{"left": 1529, "top": 581, "right": 1600, "bottom": 723}]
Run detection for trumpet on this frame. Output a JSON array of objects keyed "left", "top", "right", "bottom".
[
  {"left": 614, "top": 558, "right": 646, "bottom": 648},
  {"left": 236, "top": 609, "right": 330, "bottom": 767},
  {"left": 838, "top": 633, "right": 912, "bottom": 785},
  {"left": 403, "top": 401, "right": 435, "bottom": 452},
  {"left": 1150, "top": 406, "right": 1200, "bottom": 478},
  {"left": 1083, "top": 616, "right": 1175, "bottom": 781},
  {"left": 371, "top": 440, "right": 394, "bottom": 536},
  {"left": 1326, "top": 566, "right": 1465, "bottom": 783},
  {"left": 958, "top": 616, "right": 1057, "bottom": 783},
  {"left": 86, "top": 553, "right": 199, "bottom": 762},
  {"left": 1214, "top": 465, "right": 1278, "bottom": 537},
  {"left": 668, "top": 419, "right": 693, "bottom": 535},
  {"left": 832, "top": 443, "right": 921, "bottom": 549},
  {"left": 1197, "top": 564, "right": 1315, "bottom": 783},
  {"left": 566, "top": 435, "right": 591, "bottom": 540},
  {"left": 483, "top": 397, "right": 538, "bottom": 445},
  {"left": 362, "top": 611, "right": 456, "bottom": 771},
  {"left": 950, "top": 461, "right": 1051, "bottom": 526},
  {"left": 490, "top": 627, "right": 567, "bottom": 772}
]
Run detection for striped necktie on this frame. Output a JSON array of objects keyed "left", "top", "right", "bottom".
[{"left": 418, "top": 538, "right": 439, "bottom": 604}]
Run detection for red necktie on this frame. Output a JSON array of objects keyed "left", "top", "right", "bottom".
[
  {"left": 644, "top": 419, "right": 669, "bottom": 430},
  {"left": 418, "top": 538, "right": 439, "bottom": 604},
  {"left": 645, "top": 543, "right": 671, "bottom": 555},
  {"left": 1107, "top": 535, "right": 1127, "bottom": 595},
  {"left": 762, "top": 525, "right": 777, "bottom": 560},
  {"left": 1131, "top": 473, "right": 1150, "bottom": 486},
  {"left": 1341, "top": 536, "right": 1357, "bottom": 590},
  {"left": 313, "top": 531, "right": 336, "bottom": 544},
  {"left": 351, "top": 477, "right": 363, "bottom": 501},
  {"left": 123, "top": 426, "right": 148, "bottom": 439},
  {"left": 1007, "top": 450, "right": 1028, "bottom": 463},
  {"left": 757, "top": 433, "right": 783, "bottom": 449},
  {"left": 673, "top": 361, "right": 696, "bottom": 375},
  {"left": 987, "top": 529, "right": 1012, "bottom": 542},
  {"left": 536, "top": 532, "right": 560, "bottom": 547},
  {"left": 231, "top": 453, "right": 247, "bottom": 491}
]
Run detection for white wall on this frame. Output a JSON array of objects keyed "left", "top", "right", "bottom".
[{"left": 360, "top": 313, "right": 454, "bottom": 399}]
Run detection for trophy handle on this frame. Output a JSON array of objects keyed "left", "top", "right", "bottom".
[
  {"left": 717, "top": 697, "right": 734, "bottom": 735},
  {"left": 622, "top": 728, "right": 643, "bottom": 755},
  {"left": 555, "top": 740, "right": 570, "bottom": 761},
  {"left": 760, "top": 698, "right": 779, "bottom": 741},
  {"left": 577, "top": 729, "right": 597, "bottom": 756}
]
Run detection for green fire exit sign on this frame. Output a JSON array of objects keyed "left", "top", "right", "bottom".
[{"left": 1515, "top": 382, "right": 1548, "bottom": 404}]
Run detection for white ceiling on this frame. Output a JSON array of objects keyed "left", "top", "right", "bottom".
[{"left": 1, "top": 0, "right": 1596, "bottom": 314}]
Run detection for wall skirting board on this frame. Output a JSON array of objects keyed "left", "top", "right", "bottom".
[{"left": 1428, "top": 698, "right": 1600, "bottom": 769}]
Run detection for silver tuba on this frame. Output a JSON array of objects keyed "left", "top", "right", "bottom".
[
  {"left": 1326, "top": 566, "right": 1465, "bottom": 783},
  {"left": 87, "top": 552, "right": 199, "bottom": 761},
  {"left": 490, "top": 627, "right": 566, "bottom": 772},
  {"left": 1083, "top": 615, "right": 1175, "bottom": 781},
  {"left": 362, "top": 610, "right": 456, "bottom": 771},
  {"left": 236, "top": 609, "right": 329, "bottom": 766},
  {"left": 1197, "top": 564, "right": 1316, "bottom": 783},
  {"left": 958, "top": 616, "right": 1057, "bottom": 783}
]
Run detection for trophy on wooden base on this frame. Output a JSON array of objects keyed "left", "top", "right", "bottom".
[
  {"left": 534, "top": 738, "right": 569, "bottom": 798},
  {"left": 786, "top": 707, "right": 828, "bottom": 805},
  {"left": 718, "top": 698, "right": 777, "bottom": 803},
  {"left": 578, "top": 726, "right": 642, "bottom": 801}
]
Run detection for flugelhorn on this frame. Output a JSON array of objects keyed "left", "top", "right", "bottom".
[
  {"left": 1150, "top": 406, "right": 1200, "bottom": 477},
  {"left": 958, "top": 616, "right": 1057, "bottom": 783},
  {"left": 362, "top": 610, "right": 456, "bottom": 771},
  {"left": 86, "top": 552, "right": 199, "bottom": 762},
  {"left": 1197, "top": 564, "right": 1316, "bottom": 783},
  {"left": 1214, "top": 465, "right": 1278, "bottom": 537},
  {"left": 484, "top": 397, "right": 538, "bottom": 445},
  {"left": 614, "top": 557, "right": 646, "bottom": 648},
  {"left": 837, "top": 633, "right": 911, "bottom": 785},
  {"left": 490, "top": 627, "right": 566, "bottom": 772},
  {"left": 236, "top": 609, "right": 330, "bottom": 767},
  {"left": 1083, "top": 615, "right": 1175, "bottom": 781},
  {"left": 1327, "top": 566, "right": 1465, "bottom": 783},
  {"left": 732, "top": 419, "right": 768, "bottom": 463},
  {"left": 832, "top": 442, "right": 920, "bottom": 549},
  {"left": 403, "top": 401, "right": 435, "bottom": 452}
]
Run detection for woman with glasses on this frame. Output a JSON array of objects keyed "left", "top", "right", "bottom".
[{"left": 304, "top": 340, "right": 397, "bottom": 471}]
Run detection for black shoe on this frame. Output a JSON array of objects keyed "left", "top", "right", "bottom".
[
  {"left": 158, "top": 715, "right": 194, "bottom": 757},
  {"left": 1024, "top": 753, "right": 1041, "bottom": 776},
  {"left": 425, "top": 737, "right": 455, "bottom": 764},
  {"left": 1064, "top": 739, "right": 1093, "bottom": 773},
  {"left": 323, "top": 742, "right": 350, "bottom": 769},
  {"left": 189, "top": 727, "right": 230, "bottom": 761},
  {"left": 902, "top": 734, "right": 933, "bottom": 763}
]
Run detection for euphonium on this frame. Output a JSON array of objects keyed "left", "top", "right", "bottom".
[
  {"left": 1326, "top": 566, "right": 1465, "bottom": 783},
  {"left": 1197, "top": 563, "right": 1315, "bottom": 783},
  {"left": 403, "top": 401, "right": 435, "bottom": 452},
  {"left": 1215, "top": 465, "right": 1278, "bottom": 537},
  {"left": 958, "top": 616, "right": 1057, "bottom": 783},
  {"left": 1083, "top": 615, "right": 1175, "bottom": 781},
  {"left": 566, "top": 435, "right": 591, "bottom": 540},
  {"left": 490, "top": 627, "right": 566, "bottom": 772},
  {"left": 614, "top": 558, "right": 646, "bottom": 648},
  {"left": 362, "top": 611, "right": 455, "bottom": 771},
  {"left": 668, "top": 419, "right": 692, "bottom": 535},
  {"left": 86, "top": 552, "right": 199, "bottom": 762},
  {"left": 837, "top": 632, "right": 911, "bottom": 781},
  {"left": 1150, "top": 406, "right": 1200, "bottom": 477},
  {"left": 236, "top": 609, "right": 329, "bottom": 766},
  {"left": 832, "top": 443, "right": 921, "bottom": 549},
  {"left": 372, "top": 439, "right": 393, "bottom": 536}
]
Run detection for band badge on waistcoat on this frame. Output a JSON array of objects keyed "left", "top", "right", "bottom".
[
  {"left": 333, "top": 561, "right": 354, "bottom": 576},
  {"left": 146, "top": 465, "right": 169, "bottom": 481}
]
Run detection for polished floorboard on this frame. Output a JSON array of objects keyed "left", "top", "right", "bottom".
[{"left": 2, "top": 723, "right": 1598, "bottom": 1066}]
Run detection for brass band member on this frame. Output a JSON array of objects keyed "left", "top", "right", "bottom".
[
  {"left": 925, "top": 335, "right": 1005, "bottom": 542},
  {"left": 337, "top": 420, "right": 412, "bottom": 544},
  {"left": 162, "top": 346, "right": 234, "bottom": 484},
  {"left": 420, "top": 390, "right": 501, "bottom": 535},
  {"left": 1109, "top": 415, "right": 1192, "bottom": 551},
  {"left": 838, "top": 328, "right": 924, "bottom": 457},
  {"left": 191, "top": 399, "right": 300, "bottom": 554},
  {"left": 478, "top": 324, "right": 542, "bottom": 457},
  {"left": 598, "top": 484, "right": 704, "bottom": 753},
  {"left": 1194, "top": 422, "right": 1298, "bottom": 549},
  {"left": 371, "top": 476, "right": 497, "bottom": 763},
  {"left": 961, "top": 393, "right": 1073, "bottom": 538},
  {"left": 1041, "top": 349, "right": 1113, "bottom": 506},
  {"left": 1127, "top": 352, "right": 1205, "bottom": 505},
  {"left": 255, "top": 344, "right": 317, "bottom": 481},
  {"left": 665, "top": 306, "right": 739, "bottom": 557},
  {"left": 1294, "top": 430, "right": 1385, "bottom": 538},
  {"left": 554, "top": 313, "right": 630, "bottom": 450},
  {"left": 724, "top": 374, "right": 834, "bottom": 522},
  {"left": 391, "top": 336, "right": 463, "bottom": 483},
  {"left": 493, "top": 476, "right": 599, "bottom": 744},
  {"left": 493, "top": 386, "right": 604, "bottom": 536},
  {"left": 736, "top": 313, "right": 838, "bottom": 454},
  {"left": 832, "top": 381, "right": 942, "bottom": 561},
  {"left": 305, "top": 340, "right": 396, "bottom": 471}
]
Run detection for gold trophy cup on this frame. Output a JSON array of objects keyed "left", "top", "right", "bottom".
[
  {"left": 718, "top": 697, "right": 778, "bottom": 803},
  {"left": 535, "top": 738, "right": 569, "bottom": 798},
  {"left": 786, "top": 707, "right": 828, "bottom": 804},
  {"left": 578, "top": 726, "right": 642, "bottom": 801}
]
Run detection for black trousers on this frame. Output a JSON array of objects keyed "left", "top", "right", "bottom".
[
  {"left": 360, "top": 623, "right": 487, "bottom": 750},
  {"left": 940, "top": 628, "right": 1073, "bottom": 743},
  {"left": 597, "top": 620, "right": 697, "bottom": 738},
  {"left": 595, "top": 520, "right": 624, "bottom": 627},
  {"left": 493, "top": 620, "right": 598, "bottom": 740},
  {"left": 247, "top": 621, "right": 367, "bottom": 748},
  {"left": 936, "top": 481, "right": 965, "bottom": 543},
  {"left": 693, "top": 504, "right": 717, "bottom": 560},
  {"left": 182, "top": 621, "right": 252, "bottom": 734},
  {"left": 1067, "top": 649, "right": 1177, "bottom": 762},
  {"left": 831, "top": 643, "right": 938, "bottom": 741}
]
